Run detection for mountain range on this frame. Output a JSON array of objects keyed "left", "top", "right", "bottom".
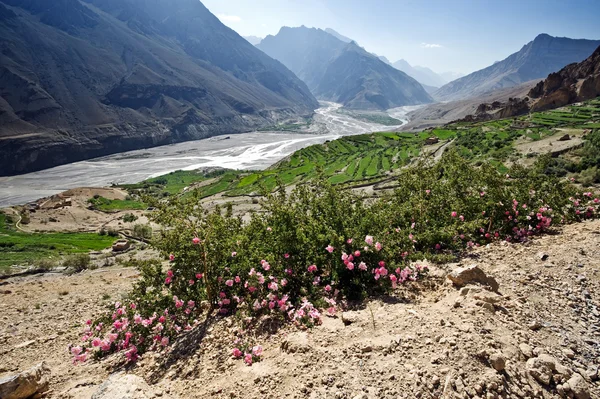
[
  {"left": 257, "top": 26, "right": 432, "bottom": 110},
  {"left": 0, "top": 0, "right": 318, "bottom": 176},
  {"left": 434, "top": 34, "right": 600, "bottom": 101}
]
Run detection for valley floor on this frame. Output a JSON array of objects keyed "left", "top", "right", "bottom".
[{"left": 1, "top": 219, "right": 599, "bottom": 398}]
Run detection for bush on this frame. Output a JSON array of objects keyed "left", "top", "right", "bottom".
[
  {"left": 34, "top": 258, "right": 57, "bottom": 271},
  {"left": 133, "top": 224, "right": 152, "bottom": 240},
  {"left": 63, "top": 253, "right": 91, "bottom": 272},
  {"left": 122, "top": 213, "right": 138, "bottom": 223},
  {"left": 72, "top": 151, "right": 599, "bottom": 365}
]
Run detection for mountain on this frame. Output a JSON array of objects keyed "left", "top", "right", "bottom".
[
  {"left": 257, "top": 26, "right": 432, "bottom": 110},
  {"left": 0, "top": 0, "right": 318, "bottom": 176},
  {"left": 528, "top": 45, "right": 600, "bottom": 111},
  {"left": 243, "top": 35, "right": 263, "bottom": 45},
  {"left": 391, "top": 59, "right": 446, "bottom": 88},
  {"left": 434, "top": 34, "right": 600, "bottom": 101},
  {"left": 324, "top": 28, "right": 352, "bottom": 43}
]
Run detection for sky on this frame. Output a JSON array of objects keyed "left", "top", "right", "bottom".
[{"left": 202, "top": 0, "right": 600, "bottom": 75}]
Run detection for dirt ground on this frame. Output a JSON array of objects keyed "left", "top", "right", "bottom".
[{"left": 1, "top": 219, "right": 598, "bottom": 398}]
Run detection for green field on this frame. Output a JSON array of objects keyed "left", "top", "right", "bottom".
[
  {"left": 88, "top": 196, "right": 146, "bottom": 211},
  {"left": 120, "top": 98, "right": 600, "bottom": 200},
  {"left": 0, "top": 213, "right": 115, "bottom": 272}
]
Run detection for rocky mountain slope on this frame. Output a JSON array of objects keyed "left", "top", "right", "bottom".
[
  {"left": 257, "top": 26, "right": 433, "bottom": 110},
  {"left": 0, "top": 0, "right": 318, "bottom": 176},
  {"left": 456, "top": 45, "right": 600, "bottom": 123},
  {"left": 434, "top": 34, "right": 600, "bottom": 101},
  {"left": 1, "top": 218, "right": 598, "bottom": 398}
]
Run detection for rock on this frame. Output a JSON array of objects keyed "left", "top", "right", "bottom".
[
  {"left": 13, "top": 340, "right": 36, "bottom": 349},
  {"left": 537, "top": 252, "right": 549, "bottom": 261},
  {"left": 529, "top": 321, "right": 543, "bottom": 331},
  {"left": 0, "top": 362, "right": 50, "bottom": 399},
  {"left": 526, "top": 355, "right": 572, "bottom": 386},
  {"left": 489, "top": 353, "right": 506, "bottom": 372},
  {"left": 447, "top": 265, "right": 499, "bottom": 292},
  {"left": 341, "top": 311, "right": 360, "bottom": 325},
  {"left": 519, "top": 343, "right": 534, "bottom": 359},
  {"left": 92, "top": 373, "right": 155, "bottom": 399},
  {"left": 566, "top": 373, "right": 590, "bottom": 399},
  {"left": 281, "top": 332, "right": 310, "bottom": 354},
  {"left": 112, "top": 239, "right": 131, "bottom": 252},
  {"left": 563, "top": 349, "right": 575, "bottom": 359},
  {"left": 558, "top": 134, "right": 571, "bottom": 141}
]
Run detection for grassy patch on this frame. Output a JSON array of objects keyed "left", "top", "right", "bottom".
[{"left": 0, "top": 213, "right": 115, "bottom": 271}]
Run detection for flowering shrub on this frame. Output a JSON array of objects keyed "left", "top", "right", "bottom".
[{"left": 72, "top": 151, "right": 599, "bottom": 365}]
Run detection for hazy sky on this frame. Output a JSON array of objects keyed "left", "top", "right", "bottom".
[{"left": 202, "top": 0, "right": 600, "bottom": 75}]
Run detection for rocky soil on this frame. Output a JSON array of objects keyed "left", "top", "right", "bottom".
[{"left": 1, "top": 219, "right": 599, "bottom": 399}]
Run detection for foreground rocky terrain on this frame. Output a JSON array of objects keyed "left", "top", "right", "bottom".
[{"left": 1, "top": 218, "right": 598, "bottom": 399}]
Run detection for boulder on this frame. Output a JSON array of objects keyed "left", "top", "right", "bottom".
[
  {"left": 489, "top": 352, "right": 506, "bottom": 372},
  {"left": 0, "top": 362, "right": 50, "bottom": 399},
  {"left": 566, "top": 373, "right": 590, "bottom": 399},
  {"left": 447, "top": 265, "right": 499, "bottom": 292},
  {"left": 526, "top": 354, "right": 572, "bottom": 386},
  {"left": 112, "top": 239, "right": 131, "bottom": 252},
  {"left": 92, "top": 373, "right": 155, "bottom": 399}
]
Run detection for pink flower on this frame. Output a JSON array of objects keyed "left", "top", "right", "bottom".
[
  {"left": 346, "top": 262, "right": 355, "bottom": 270},
  {"left": 231, "top": 251, "right": 237, "bottom": 257},
  {"left": 365, "top": 235, "right": 374, "bottom": 245},
  {"left": 326, "top": 245, "right": 334, "bottom": 253},
  {"left": 266, "top": 227, "right": 272, "bottom": 232},
  {"left": 346, "top": 238, "right": 353, "bottom": 244},
  {"left": 459, "top": 215, "right": 464, "bottom": 221},
  {"left": 234, "top": 276, "right": 241, "bottom": 283},
  {"left": 92, "top": 338, "right": 102, "bottom": 347},
  {"left": 252, "top": 345, "right": 263, "bottom": 357},
  {"left": 307, "top": 264, "right": 317, "bottom": 273},
  {"left": 134, "top": 314, "right": 142, "bottom": 324},
  {"left": 390, "top": 274, "right": 398, "bottom": 289},
  {"left": 225, "top": 279, "right": 234, "bottom": 287},
  {"left": 244, "top": 353, "right": 253, "bottom": 366},
  {"left": 192, "top": 237, "right": 201, "bottom": 245},
  {"left": 232, "top": 348, "right": 243, "bottom": 358},
  {"left": 164, "top": 277, "right": 172, "bottom": 285},
  {"left": 324, "top": 285, "right": 332, "bottom": 292},
  {"left": 268, "top": 282, "right": 278, "bottom": 291},
  {"left": 451, "top": 211, "right": 457, "bottom": 218},
  {"left": 107, "top": 333, "right": 118, "bottom": 342},
  {"left": 70, "top": 346, "right": 83, "bottom": 356},
  {"left": 195, "top": 273, "right": 203, "bottom": 279},
  {"left": 284, "top": 253, "right": 290, "bottom": 259},
  {"left": 169, "top": 254, "right": 175, "bottom": 261},
  {"left": 375, "top": 242, "right": 382, "bottom": 251},
  {"left": 425, "top": 189, "right": 431, "bottom": 195},
  {"left": 161, "top": 336, "right": 169, "bottom": 347},
  {"left": 358, "top": 262, "right": 367, "bottom": 271},
  {"left": 281, "top": 278, "right": 288, "bottom": 287},
  {"left": 354, "top": 250, "right": 361, "bottom": 257},
  {"left": 189, "top": 279, "right": 195, "bottom": 285},
  {"left": 167, "top": 270, "right": 174, "bottom": 278},
  {"left": 262, "top": 262, "right": 270, "bottom": 271}
]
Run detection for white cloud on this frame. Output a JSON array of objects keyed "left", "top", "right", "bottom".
[
  {"left": 217, "top": 14, "right": 242, "bottom": 23},
  {"left": 421, "top": 43, "right": 443, "bottom": 49}
]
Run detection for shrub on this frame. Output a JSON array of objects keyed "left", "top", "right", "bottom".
[
  {"left": 72, "top": 150, "right": 599, "bottom": 365},
  {"left": 63, "top": 253, "right": 91, "bottom": 272},
  {"left": 133, "top": 224, "right": 152, "bottom": 240},
  {"left": 34, "top": 258, "right": 57, "bottom": 271},
  {"left": 122, "top": 213, "right": 138, "bottom": 223}
]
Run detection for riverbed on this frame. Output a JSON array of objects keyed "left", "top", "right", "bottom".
[{"left": 0, "top": 103, "right": 417, "bottom": 207}]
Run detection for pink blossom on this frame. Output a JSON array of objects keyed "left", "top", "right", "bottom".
[
  {"left": 266, "top": 227, "right": 272, "bottom": 231},
  {"left": 244, "top": 353, "right": 253, "bottom": 366},
  {"left": 425, "top": 189, "right": 431, "bottom": 195},
  {"left": 326, "top": 245, "right": 334, "bottom": 253},
  {"left": 70, "top": 346, "right": 83, "bottom": 356},
  {"left": 354, "top": 250, "right": 361, "bottom": 257},
  {"left": 307, "top": 264, "right": 317, "bottom": 273},
  {"left": 231, "top": 251, "right": 237, "bottom": 257},
  {"left": 358, "top": 262, "right": 367, "bottom": 271},
  {"left": 284, "top": 253, "right": 290, "bottom": 259},
  {"left": 225, "top": 279, "right": 234, "bottom": 287},
  {"left": 134, "top": 314, "right": 142, "bottom": 324},
  {"left": 107, "top": 333, "right": 118, "bottom": 342},
  {"left": 268, "top": 282, "right": 278, "bottom": 291},
  {"left": 262, "top": 262, "right": 270, "bottom": 271},
  {"left": 365, "top": 235, "right": 374, "bottom": 245},
  {"left": 222, "top": 298, "right": 231, "bottom": 305},
  {"left": 192, "top": 237, "right": 201, "bottom": 245},
  {"left": 346, "top": 262, "right": 355, "bottom": 271},
  {"left": 161, "top": 336, "right": 169, "bottom": 347},
  {"left": 234, "top": 276, "right": 241, "bottom": 283},
  {"left": 169, "top": 254, "right": 175, "bottom": 261},
  {"left": 451, "top": 211, "right": 457, "bottom": 218},
  {"left": 459, "top": 215, "right": 464, "bottom": 221},
  {"left": 232, "top": 348, "right": 243, "bottom": 358},
  {"left": 375, "top": 242, "right": 382, "bottom": 251},
  {"left": 390, "top": 274, "right": 398, "bottom": 289},
  {"left": 281, "top": 278, "right": 288, "bottom": 287},
  {"left": 324, "top": 285, "right": 332, "bottom": 292},
  {"left": 252, "top": 345, "right": 263, "bottom": 357},
  {"left": 346, "top": 238, "right": 353, "bottom": 244},
  {"left": 92, "top": 338, "right": 102, "bottom": 347},
  {"left": 195, "top": 273, "right": 203, "bottom": 279},
  {"left": 189, "top": 279, "right": 195, "bottom": 285}
]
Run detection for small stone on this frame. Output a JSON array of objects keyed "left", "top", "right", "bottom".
[
  {"left": 489, "top": 353, "right": 506, "bottom": 372},
  {"left": 13, "top": 340, "right": 36, "bottom": 349},
  {"left": 0, "top": 362, "right": 50, "bottom": 399},
  {"left": 536, "top": 252, "right": 549, "bottom": 261},
  {"left": 563, "top": 349, "right": 575, "bottom": 359},
  {"left": 529, "top": 321, "right": 543, "bottom": 331},
  {"left": 519, "top": 343, "right": 533, "bottom": 359}
]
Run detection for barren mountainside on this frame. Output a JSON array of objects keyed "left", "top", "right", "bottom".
[
  {"left": 257, "top": 26, "right": 433, "bottom": 110},
  {"left": 434, "top": 34, "right": 600, "bottom": 101},
  {"left": 0, "top": 0, "right": 318, "bottom": 176}
]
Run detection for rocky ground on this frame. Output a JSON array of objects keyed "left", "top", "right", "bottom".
[{"left": 1, "top": 219, "right": 599, "bottom": 399}]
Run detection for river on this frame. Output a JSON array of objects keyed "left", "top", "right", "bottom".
[{"left": 0, "top": 103, "right": 417, "bottom": 207}]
